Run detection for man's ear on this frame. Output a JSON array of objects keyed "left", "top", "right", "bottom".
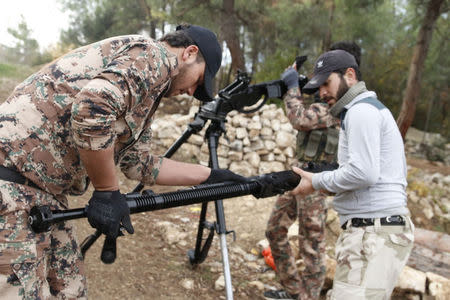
[
  {"left": 182, "top": 45, "right": 200, "bottom": 63},
  {"left": 344, "top": 68, "right": 357, "bottom": 85}
]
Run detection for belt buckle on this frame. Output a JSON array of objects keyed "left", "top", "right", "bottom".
[{"left": 385, "top": 215, "right": 400, "bottom": 223}]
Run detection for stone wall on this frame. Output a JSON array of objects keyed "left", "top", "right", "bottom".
[{"left": 151, "top": 102, "right": 299, "bottom": 176}]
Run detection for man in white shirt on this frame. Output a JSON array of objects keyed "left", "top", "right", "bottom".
[{"left": 292, "top": 50, "right": 414, "bottom": 300}]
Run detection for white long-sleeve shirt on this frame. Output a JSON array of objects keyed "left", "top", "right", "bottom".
[{"left": 312, "top": 91, "right": 409, "bottom": 225}]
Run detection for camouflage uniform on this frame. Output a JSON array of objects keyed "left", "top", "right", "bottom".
[
  {"left": 266, "top": 88, "right": 339, "bottom": 299},
  {"left": 0, "top": 35, "right": 179, "bottom": 299}
]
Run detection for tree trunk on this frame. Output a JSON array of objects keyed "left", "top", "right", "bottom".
[
  {"left": 138, "top": 0, "right": 156, "bottom": 39},
  {"left": 396, "top": 0, "right": 444, "bottom": 139},
  {"left": 322, "top": 0, "right": 335, "bottom": 52},
  {"left": 220, "top": 0, "right": 246, "bottom": 75}
]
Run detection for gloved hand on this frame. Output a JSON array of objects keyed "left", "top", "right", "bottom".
[
  {"left": 250, "top": 171, "right": 300, "bottom": 198},
  {"left": 86, "top": 190, "right": 134, "bottom": 239},
  {"left": 202, "top": 169, "right": 249, "bottom": 184},
  {"left": 281, "top": 67, "right": 299, "bottom": 90}
]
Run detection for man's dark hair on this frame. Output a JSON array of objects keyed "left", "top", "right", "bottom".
[
  {"left": 330, "top": 41, "right": 362, "bottom": 67},
  {"left": 334, "top": 66, "right": 362, "bottom": 81},
  {"left": 330, "top": 41, "right": 362, "bottom": 80},
  {"left": 159, "top": 24, "right": 204, "bottom": 62}
]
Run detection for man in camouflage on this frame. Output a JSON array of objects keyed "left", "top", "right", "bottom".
[
  {"left": 0, "top": 24, "right": 248, "bottom": 299},
  {"left": 264, "top": 68, "right": 339, "bottom": 300},
  {"left": 292, "top": 50, "right": 414, "bottom": 299},
  {"left": 264, "top": 42, "right": 361, "bottom": 300}
]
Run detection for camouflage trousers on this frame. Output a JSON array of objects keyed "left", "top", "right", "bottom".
[
  {"left": 266, "top": 192, "right": 327, "bottom": 300},
  {"left": 0, "top": 180, "right": 87, "bottom": 299},
  {"left": 328, "top": 216, "right": 414, "bottom": 300}
]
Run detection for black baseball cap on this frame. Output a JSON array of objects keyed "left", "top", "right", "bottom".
[
  {"left": 176, "top": 25, "right": 222, "bottom": 102},
  {"left": 302, "top": 49, "right": 358, "bottom": 94}
]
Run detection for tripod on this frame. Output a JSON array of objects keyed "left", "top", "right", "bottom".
[{"left": 131, "top": 73, "right": 255, "bottom": 300}]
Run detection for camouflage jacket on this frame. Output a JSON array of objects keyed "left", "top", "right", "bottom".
[
  {"left": 0, "top": 35, "right": 179, "bottom": 204},
  {"left": 283, "top": 87, "right": 339, "bottom": 131},
  {"left": 283, "top": 87, "right": 340, "bottom": 162}
]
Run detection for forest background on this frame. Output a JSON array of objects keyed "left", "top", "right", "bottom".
[{"left": 0, "top": 0, "right": 448, "bottom": 140}]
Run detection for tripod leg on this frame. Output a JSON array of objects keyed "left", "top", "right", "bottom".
[
  {"left": 208, "top": 126, "right": 234, "bottom": 300},
  {"left": 215, "top": 200, "right": 234, "bottom": 300},
  {"left": 188, "top": 201, "right": 214, "bottom": 265}
]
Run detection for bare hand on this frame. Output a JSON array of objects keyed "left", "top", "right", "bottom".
[{"left": 290, "top": 166, "right": 315, "bottom": 196}]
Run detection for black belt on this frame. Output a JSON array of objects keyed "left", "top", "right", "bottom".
[
  {"left": 341, "top": 215, "right": 405, "bottom": 230},
  {"left": 0, "top": 165, "right": 41, "bottom": 190}
]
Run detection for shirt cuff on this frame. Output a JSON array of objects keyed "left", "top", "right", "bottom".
[{"left": 311, "top": 173, "right": 322, "bottom": 191}]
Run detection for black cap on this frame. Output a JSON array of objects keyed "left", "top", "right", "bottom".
[
  {"left": 302, "top": 49, "right": 358, "bottom": 94},
  {"left": 176, "top": 25, "right": 222, "bottom": 101}
]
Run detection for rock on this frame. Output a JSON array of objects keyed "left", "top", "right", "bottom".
[
  {"left": 155, "top": 221, "right": 187, "bottom": 245},
  {"left": 260, "top": 127, "right": 274, "bottom": 139},
  {"left": 284, "top": 146, "right": 295, "bottom": 158},
  {"left": 244, "top": 152, "right": 261, "bottom": 168},
  {"left": 248, "top": 120, "right": 262, "bottom": 130},
  {"left": 423, "top": 207, "right": 434, "bottom": 219},
  {"left": 246, "top": 262, "right": 261, "bottom": 270},
  {"left": 408, "top": 191, "right": 420, "bottom": 203},
  {"left": 229, "top": 161, "right": 254, "bottom": 177},
  {"left": 188, "top": 134, "right": 204, "bottom": 146},
  {"left": 426, "top": 272, "right": 450, "bottom": 299},
  {"left": 275, "top": 131, "right": 294, "bottom": 148},
  {"left": 260, "top": 271, "right": 276, "bottom": 281},
  {"left": 261, "top": 152, "right": 275, "bottom": 162},
  {"left": 180, "top": 279, "right": 194, "bottom": 290},
  {"left": 235, "top": 127, "right": 248, "bottom": 139},
  {"left": 229, "top": 140, "right": 243, "bottom": 151},
  {"left": 228, "top": 150, "right": 243, "bottom": 161},
  {"left": 264, "top": 140, "right": 277, "bottom": 151},
  {"left": 258, "top": 161, "right": 285, "bottom": 174},
  {"left": 248, "top": 280, "right": 265, "bottom": 291},
  {"left": 395, "top": 266, "right": 426, "bottom": 294},
  {"left": 257, "top": 239, "right": 270, "bottom": 253},
  {"left": 215, "top": 275, "right": 225, "bottom": 291}
]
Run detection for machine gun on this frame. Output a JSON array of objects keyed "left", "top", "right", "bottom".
[{"left": 29, "top": 162, "right": 337, "bottom": 262}]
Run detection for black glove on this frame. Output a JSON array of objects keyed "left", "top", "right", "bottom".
[
  {"left": 202, "top": 169, "right": 250, "bottom": 184},
  {"left": 250, "top": 171, "right": 301, "bottom": 198},
  {"left": 86, "top": 190, "right": 134, "bottom": 239},
  {"left": 295, "top": 55, "right": 307, "bottom": 70},
  {"left": 302, "top": 161, "right": 339, "bottom": 173},
  {"left": 281, "top": 67, "right": 300, "bottom": 90}
]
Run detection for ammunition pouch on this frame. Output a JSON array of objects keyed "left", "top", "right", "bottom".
[{"left": 296, "top": 127, "right": 339, "bottom": 162}]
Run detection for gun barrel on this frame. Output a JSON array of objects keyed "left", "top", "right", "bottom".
[{"left": 29, "top": 170, "right": 301, "bottom": 233}]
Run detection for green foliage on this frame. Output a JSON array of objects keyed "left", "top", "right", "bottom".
[
  {"left": 1, "top": 16, "right": 41, "bottom": 66},
  {"left": 0, "top": 63, "right": 20, "bottom": 78},
  {"left": 1, "top": 0, "right": 447, "bottom": 138},
  {"left": 0, "top": 63, "right": 39, "bottom": 79}
]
